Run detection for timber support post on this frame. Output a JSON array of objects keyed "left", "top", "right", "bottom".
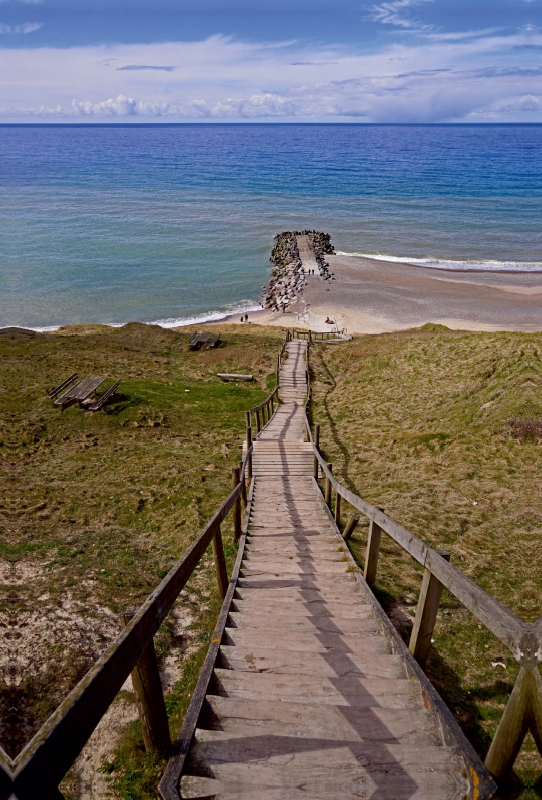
[
  {"left": 120, "top": 613, "right": 171, "bottom": 754},
  {"left": 232, "top": 467, "right": 241, "bottom": 540},
  {"left": 211, "top": 523, "right": 229, "bottom": 599},
  {"left": 409, "top": 550, "right": 450, "bottom": 668},
  {"left": 313, "top": 424, "right": 320, "bottom": 479},
  {"left": 343, "top": 514, "right": 360, "bottom": 541},
  {"left": 334, "top": 490, "right": 341, "bottom": 526},
  {"left": 245, "top": 411, "right": 252, "bottom": 482},
  {"left": 364, "top": 507, "right": 385, "bottom": 586},
  {"left": 239, "top": 460, "right": 247, "bottom": 506},
  {"left": 484, "top": 667, "right": 539, "bottom": 779},
  {"left": 325, "top": 464, "right": 333, "bottom": 506}
]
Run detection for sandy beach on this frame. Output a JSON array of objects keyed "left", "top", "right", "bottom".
[{"left": 218, "top": 253, "right": 542, "bottom": 334}]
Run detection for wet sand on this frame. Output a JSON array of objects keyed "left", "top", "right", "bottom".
[{"left": 216, "top": 253, "right": 542, "bottom": 334}]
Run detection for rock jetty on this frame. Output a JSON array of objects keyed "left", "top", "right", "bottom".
[{"left": 261, "top": 230, "right": 335, "bottom": 312}]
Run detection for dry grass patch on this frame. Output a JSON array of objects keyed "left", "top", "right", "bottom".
[{"left": 310, "top": 326, "right": 542, "bottom": 798}]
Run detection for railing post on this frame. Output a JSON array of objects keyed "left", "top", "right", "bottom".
[
  {"left": 239, "top": 459, "right": 247, "bottom": 505},
  {"left": 334, "top": 489, "right": 341, "bottom": 526},
  {"left": 325, "top": 463, "right": 332, "bottom": 505},
  {"left": 211, "top": 523, "right": 229, "bottom": 599},
  {"left": 245, "top": 411, "right": 252, "bottom": 482},
  {"left": 343, "top": 514, "right": 360, "bottom": 540},
  {"left": 484, "top": 667, "right": 536, "bottom": 779},
  {"left": 256, "top": 408, "right": 261, "bottom": 433},
  {"left": 119, "top": 613, "right": 171, "bottom": 754},
  {"left": 364, "top": 507, "right": 384, "bottom": 586},
  {"left": 232, "top": 466, "right": 242, "bottom": 540},
  {"left": 409, "top": 550, "right": 450, "bottom": 668},
  {"left": 313, "top": 424, "right": 320, "bottom": 479}
]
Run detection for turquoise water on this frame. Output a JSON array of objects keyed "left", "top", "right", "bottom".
[{"left": 1, "top": 123, "right": 541, "bottom": 329}]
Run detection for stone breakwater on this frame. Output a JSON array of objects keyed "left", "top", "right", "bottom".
[{"left": 261, "top": 231, "right": 335, "bottom": 312}]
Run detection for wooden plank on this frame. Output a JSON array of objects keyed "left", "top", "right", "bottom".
[
  {"left": 227, "top": 611, "right": 379, "bottom": 635},
  {"left": 202, "top": 697, "right": 443, "bottom": 744},
  {"left": 222, "top": 628, "right": 390, "bottom": 654},
  {"left": 230, "top": 600, "right": 372, "bottom": 618},
  {"left": 218, "top": 645, "right": 407, "bottom": 679},
  {"left": 212, "top": 669, "right": 422, "bottom": 708}
]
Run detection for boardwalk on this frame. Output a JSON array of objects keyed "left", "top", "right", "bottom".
[
  {"left": 178, "top": 340, "right": 474, "bottom": 798},
  {"left": 296, "top": 234, "right": 320, "bottom": 275}
]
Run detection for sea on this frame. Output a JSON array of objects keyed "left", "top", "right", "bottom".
[{"left": 1, "top": 123, "right": 541, "bottom": 330}]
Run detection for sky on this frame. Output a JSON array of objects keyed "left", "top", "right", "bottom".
[{"left": 0, "top": 0, "right": 541, "bottom": 122}]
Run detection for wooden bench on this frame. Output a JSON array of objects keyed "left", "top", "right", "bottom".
[
  {"left": 85, "top": 379, "right": 121, "bottom": 412},
  {"left": 217, "top": 373, "right": 253, "bottom": 381},
  {"left": 189, "top": 331, "right": 221, "bottom": 350},
  {"left": 54, "top": 375, "right": 106, "bottom": 407},
  {"left": 48, "top": 372, "right": 78, "bottom": 399}
]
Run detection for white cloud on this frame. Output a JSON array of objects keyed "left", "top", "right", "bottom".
[
  {"left": 0, "top": 30, "right": 541, "bottom": 122},
  {"left": 368, "top": 0, "right": 434, "bottom": 29},
  {"left": 0, "top": 21, "right": 42, "bottom": 32}
]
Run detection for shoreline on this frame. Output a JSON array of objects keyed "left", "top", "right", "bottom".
[{"left": 5, "top": 253, "right": 542, "bottom": 336}]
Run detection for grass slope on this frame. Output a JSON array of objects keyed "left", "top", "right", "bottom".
[
  {"left": 310, "top": 326, "right": 541, "bottom": 798},
  {"left": 0, "top": 322, "right": 282, "bottom": 776}
]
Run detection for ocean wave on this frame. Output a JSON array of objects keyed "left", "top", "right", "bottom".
[
  {"left": 24, "top": 300, "right": 262, "bottom": 333},
  {"left": 149, "top": 300, "right": 262, "bottom": 328},
  {"left": 336, "top": 251, "right": 542, "bottom": 273}
]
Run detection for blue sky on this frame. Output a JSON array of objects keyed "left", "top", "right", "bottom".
[{"left": 1, "top": 0, "right": 541, "bottom": 121}]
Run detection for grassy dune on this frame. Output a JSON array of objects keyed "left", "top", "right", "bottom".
[
  {"left": 0, "top": 322, "right": 282, "bottom": 790},
  {"left": 310, "top": 325, "right": 541, "bottom": 797}
]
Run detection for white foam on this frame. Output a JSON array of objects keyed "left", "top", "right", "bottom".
[
  {"left": 149, "top": 300, "right": 261, "bottom": 328},
  {"left": 15, "top": 299, "right": 262, "bottom": 333},
  {"left": 336, "top": 251, "right": 542, "bottom": 273}
]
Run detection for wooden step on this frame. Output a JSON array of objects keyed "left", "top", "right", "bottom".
[
  {"left": 218, "top": 645, "right": 407, "bottom": 679},
  {"left": 212, "top": 669, "right": 421, "bottom": 708},
  {"left": 199, "top": 698, "right": 444, "bottom": 744},
  {"left": 222, "top": 628, "right": 390, "bottom": 654},
  {"left": 227, "top": 611, "right": 379, "bottom": 636}
]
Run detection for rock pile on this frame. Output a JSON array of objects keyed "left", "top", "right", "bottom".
[{"left": 261, "top": 231, "right": 335, "bottom": 312}]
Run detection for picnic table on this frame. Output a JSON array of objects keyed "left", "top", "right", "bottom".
[
  {"left": 54, "top": 375, "right": 106, "bottom": 407},
  {"left": 188, "top": 331, "right": 221, "bottom": 351}
]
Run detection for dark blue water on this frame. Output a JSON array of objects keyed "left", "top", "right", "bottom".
[{"left": 1, "top": 124, "right": 541, "bottom": 329}]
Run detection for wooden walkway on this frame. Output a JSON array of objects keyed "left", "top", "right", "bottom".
[
  {"left": 296, "top": 234, "right": 320, "bottom": 275},
  {"left": 178, "top": 340, "right": 477, "bottom": 799}
]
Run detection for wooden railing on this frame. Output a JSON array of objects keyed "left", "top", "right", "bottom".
[
  {"left": 0, "top": 447, "right": 254, "bottom": 799},
  {"left": 302, "top": 361, "right": 542, "bottom": 780},
  {"left": 292, "top": 327, "right": 346, "bottom": 341}
]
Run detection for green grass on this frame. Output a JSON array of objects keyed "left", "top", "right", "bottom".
[
  {"left": 310, "top": 326, "right": 542, "bottom": 795},
  {"left": 0, "top": 321, "right": 283, "bottom": 760}
]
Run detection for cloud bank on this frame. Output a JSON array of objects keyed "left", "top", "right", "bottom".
[{"left": 0, "top": 30, "right": 541, "bottom": 122}]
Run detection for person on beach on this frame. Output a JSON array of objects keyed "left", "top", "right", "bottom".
[{"left": 245, "top": 314, "right": 248, "bottom": 322}]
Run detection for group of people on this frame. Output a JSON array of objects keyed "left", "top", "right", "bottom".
[{"left": 240, "top": 314, "right": 249, "bottom": 323}]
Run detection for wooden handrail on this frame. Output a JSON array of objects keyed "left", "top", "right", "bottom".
[
  {"left": 303, "top": 407, "right": 542, "bottom": 780},
  {"left": 304, "top": 414, "right": 539, "bottom": 668},
  {"left": 247, "top": 386, "right": 278, "bottom": 415}
]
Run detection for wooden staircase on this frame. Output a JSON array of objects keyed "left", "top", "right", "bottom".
[{"left": 175, "top": 340, "right": 490, "bottom": 799}]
